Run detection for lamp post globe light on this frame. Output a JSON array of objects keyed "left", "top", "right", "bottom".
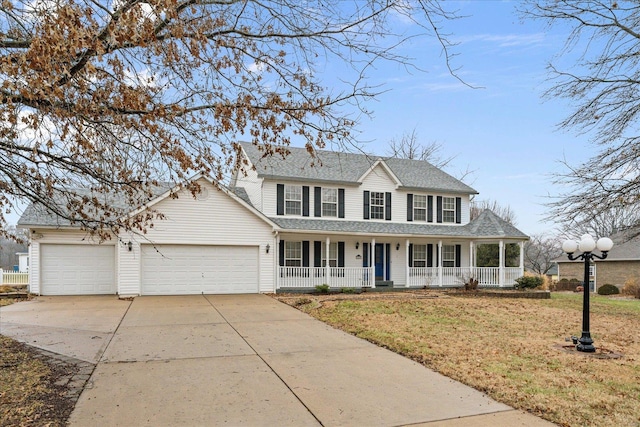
[{"left": 561, "top": 234, "right": 614, "bottom": 352}]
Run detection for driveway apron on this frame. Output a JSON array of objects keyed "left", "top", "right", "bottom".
[{"left": 3, "top": 295, "right": 554, "bottom": 426}]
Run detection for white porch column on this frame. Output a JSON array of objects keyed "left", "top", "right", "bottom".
[
  {"left": 499, "top": 240, "right": 505, "bottom": 287},
  {"left": 371, "top": 238, "right": 376, "bottom": 288},
  {"left": 275, "top": 235, "right": 280, "bottom": 290},
  {"left": 438, "top": 240, "right": 443, "bottom": 287},
  {"left": 325, "top": 237, "right": 331, "bottom": 286},
  {"left": 405, "top": 239, "right": 410, "bottom": 288},
  {"left": 469, "top": 242, "right": 474, "bottom": 267},
  {"left": 519, "top": 241, "right": 525, "bottom": 277}
]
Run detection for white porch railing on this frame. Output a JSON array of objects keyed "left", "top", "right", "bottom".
[
  {"left": 278, "top": 267, "right": 374, "bottom": 289},
  {"left": 0, "top": 270, "right": 29, "bottom": 286},
  {"left": 407, "top": 267, "right": 522, "bottom": 288}
]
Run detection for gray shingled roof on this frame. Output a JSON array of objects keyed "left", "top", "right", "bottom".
[
  {"left": 466, "top": 209, "right": 529, "bottom": 239},
  {"left": 230, "top": 187, "right": 254, "bottom": 208},
  {"left": 270, "top": 209, "right": 528, "bottom": 239},
  {"left": 18, "top": 185, "right": 173, "bottom": 228},
  {"left": 240, "top": 142, "right": 477, "bottom": 194}
]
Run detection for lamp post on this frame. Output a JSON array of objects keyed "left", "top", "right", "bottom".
[{"left": 561, "top": 234, "right": 614, "bottom": 352}]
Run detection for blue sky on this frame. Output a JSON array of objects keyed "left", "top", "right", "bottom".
[{"left": 336, "top": 1, "right": 591, "bottom": 236}]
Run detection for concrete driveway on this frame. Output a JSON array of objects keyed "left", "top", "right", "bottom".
[{"left": 0, "top": 295, "right": 554, "bottom": 426}]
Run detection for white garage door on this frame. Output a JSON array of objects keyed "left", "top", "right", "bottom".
[
  {"left": 40, "top": 244, "right": 116, "bottom": 295},
  {"left": 141, "top": 245, "right": 259, "bottom": 295}
]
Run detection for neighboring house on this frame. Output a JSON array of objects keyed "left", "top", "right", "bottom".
[
  {"left": 16, "top": 252, "right": 29, "bottom": 272},
  {"left": 18, "top": 142, "right": 529, "bottom": 296},
  {"left": 557, "top": 230, "right": 640, "bottom": 291}
]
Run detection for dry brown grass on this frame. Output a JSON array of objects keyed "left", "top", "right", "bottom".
[{"left": 279, "top": 292, "right": 640, "bottom": 427}]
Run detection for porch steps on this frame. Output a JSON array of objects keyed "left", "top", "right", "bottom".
[{"left": 375, "top": 281, "right": 394, "bottom": 288}]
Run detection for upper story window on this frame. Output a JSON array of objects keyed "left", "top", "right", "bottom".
[
  {"left": 442, "top": 245, "right": 456, "bottom": 267},
  {"left": 322, "top": 188, "right": 337, "bottom": 217},
  {"left": 436, "top": 196, "right": 461, "bottom": 224},
  {"left": 370, "top": 192, "right": 385, "bottom": 219},
  {"left": 442, "top": 197, "right": 455, "bottom": 223},
  {"left": 285, "top": 241, "right": 302, "bottom": 267},
  {"left": 285, "top": 185, "right": 302, "bottom": 215},
  {"left": 364, "top": 190, "right": 391, "bottom": 221},
  {"left": 413, "top": 195, "right": 427, "bottom": 222},
  {"left": 412, "top": 244, "right": 427, "bottom": 267}
]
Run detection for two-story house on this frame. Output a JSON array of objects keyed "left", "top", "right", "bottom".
[{"left": 18, "top": 142, "right": 528, "bottom": 296}]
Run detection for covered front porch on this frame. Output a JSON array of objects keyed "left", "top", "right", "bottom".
[{"left": 275, "top": 235, "right": 525, "bottom": 290}]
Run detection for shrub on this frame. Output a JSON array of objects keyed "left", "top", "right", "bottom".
[
  {"left": 622, "top": 277, "right": 640, "bottom": 299},
  {"left": 315, "top": 284, "right": 330, "bottom": 294},
  {"left": 514, "top": 275, "right": 544, "bottom": 290},
  {"left": 340, "top": 287, "right": 356, "bottom": 294},
  {"left": 597, "top": 284, "right": 620, "bottom": 295}
]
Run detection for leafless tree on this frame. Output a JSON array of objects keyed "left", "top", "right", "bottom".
[
  {"left": 386, "top": 128, "right": 475, "bottom": 182},
  {"left": 524, "top": 233, "right": 563, "bottom": 275},
  {"left": 0, "top": 0, "right": 463, "bottom": 240},
  {"left": 470, "top": 199, "right": 517, "bottom": 225},
  {"left": 521, "top": 2, "right": 640, "bottom": 232}
]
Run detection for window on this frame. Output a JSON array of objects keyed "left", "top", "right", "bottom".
[
  {"left": 321, "top": 242, "right": 338, "bottom": 267},
  {"left": 589, "top": 265, "right": 596, "bottom": 277},
  {"left": 285, "top": 185, "right": 302, "bottom": 215},
  {"left": 442, "top": 245, "right": 455, "bottom": 267},
  {"left": 413, "top": 244, "right": 427, "bottom": 267},
  {"left": 442, "top": 197, "right": 455, "bottom": 223},
  {"left": 284, "top": 241, "right": 302, "bottom": 266},
  {"left": 322, "top": 188, "right": 337, "bottom": 217},
  {"left": 370, "top": 192, "right": 385, "bottom": 219},
  {"left": 413, "top": 195, "right": 427, "bottom": 222}
]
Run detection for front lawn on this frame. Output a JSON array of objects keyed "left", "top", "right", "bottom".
[{"left": 282, "top": 292, "right": 640, "bottom": 427}]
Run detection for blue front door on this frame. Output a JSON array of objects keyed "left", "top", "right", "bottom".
[{"left": 375, "top": 243, "right": 384, "bottom": 280}]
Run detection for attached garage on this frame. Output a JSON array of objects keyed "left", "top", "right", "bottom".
[
  {"left": 140, "top": 245, "right": 259, "bottom": 295},
  {"left": 40, "top": 244, "right": 116, "bottom": 295}
]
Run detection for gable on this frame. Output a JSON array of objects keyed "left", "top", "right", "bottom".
[{"left": 135, "top": 178, "right": 275, "bottom": 244}]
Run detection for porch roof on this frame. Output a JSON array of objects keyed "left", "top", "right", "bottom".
[{"left": 270, "top": 211, "right": 528, "bottom": 240}]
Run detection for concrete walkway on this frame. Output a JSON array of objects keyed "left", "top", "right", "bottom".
[{"left": 0, "top": 295, "right": 555, "bottom": 426}]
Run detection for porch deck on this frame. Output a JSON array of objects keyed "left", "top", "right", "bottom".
[{"left": 277, "top": 266, "right": 522, "bottom": 289}]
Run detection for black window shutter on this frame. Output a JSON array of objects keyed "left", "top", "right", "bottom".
[
  {"left": 279, "top": 240, "right": 285, "bottom": 266},
  {"left": 427, "top": 196, "right": 433, "bottom": 223},
  {"left": 455, "top": 244, "right": 461, "bottom": 267},
  {"left": 302, "top": 186, "right": 310, "bottom": 217},
  {"left": 385, "top": 192, "right": 392, "bottom": 221},
  {"left": 456, "top": 197, "right": 462, "bottom": 224},
  {"left": 436, "top": 196, "right": 443, "bottom": 223},
  {"left": 363, "top": 191, "right": 370, "bottom": 219},
  {"left": 427, "top": 244, "right": 433, "bottom": 268},
  {"left": 277, "top": 184, "right": 284, "bottom": 216},
  {"left": 302, "top": 241, "right": 310, "bottom": 267},
  {"left": 314, "top": 187, "right": 322, "bottom": 217},
  {"left": 338, "top": 242, "right": 345, "bottom": 267},
  {"left": 314, "top": 241, "right": 322, "bottom": 267},
  {"left": 408, "top": 244, "right": 413, "bottom": 267},
  {"left": 338, "top": 189, "right": 345, "bottom": 218},
  {"left": 385, "top": 244, "right": 391, "bottom": 280},
  {"left": 363, "top": 242, "right": 369, "bottom": 267},
  {"left": 407, "top": 194, "right": 413, "bottom": 222}
]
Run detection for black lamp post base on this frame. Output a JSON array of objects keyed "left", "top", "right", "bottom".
[{"left": 577, "top": 334, "right": 596, "bottom": 353}]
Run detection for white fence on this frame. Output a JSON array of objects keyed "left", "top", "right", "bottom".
[
  {"left": 406, "top": 266, "right": 522, "bottom": 288},
  {"left": 0, "top": 269, "right": 29, "bottom": 286},
  {"left": 278, "top": 267, "right": 374, "bottom": 289}
]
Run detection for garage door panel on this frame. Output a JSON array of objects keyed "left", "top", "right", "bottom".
[
  {"left": 40, "top": 244, "right": 116, "bottom": 295},
  {"left": 141, "top": 245, "right": 258, "bottom": 295}
]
